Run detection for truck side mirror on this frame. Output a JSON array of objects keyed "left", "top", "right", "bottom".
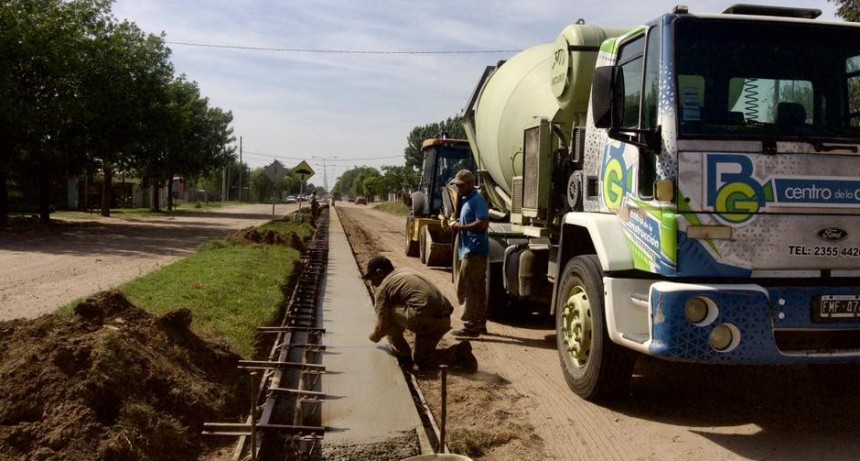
[{"left": 592, "top": 66, "right": 624, "bottom": 129}]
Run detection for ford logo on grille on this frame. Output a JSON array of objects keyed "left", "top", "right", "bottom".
[{"left": 818, "top": 227, "right": 848, "bottom": 242}]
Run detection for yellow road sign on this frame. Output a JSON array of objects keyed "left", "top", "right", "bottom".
[{"left": 293, "top": 160, "right": 315, "bottom": 181}]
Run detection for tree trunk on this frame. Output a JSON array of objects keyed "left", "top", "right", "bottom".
[
  {"left": 166, "top": 176, "right": 174, "bottom": 212},
  {"left": 38, "top": 171, "right": 51, "bottom": 224},
  {"left": 152, "top": 181, "right": 161, "bottom": 212},
  {"left": 100, "top": 164, "right": 112, "bottom": 217},
  {"left": 0, "top": 154, "right": 8, "bottom": 228}
]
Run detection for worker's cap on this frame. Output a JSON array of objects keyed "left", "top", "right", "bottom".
[
  {"left": 362, "top": 255, "right": 394, "bottom": 279},
  {"left": 451, "top": 169, "right": 476, "bottom": 185}
]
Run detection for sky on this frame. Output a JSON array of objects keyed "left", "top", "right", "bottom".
[{"left": 110, "top": 0, "right": 840, "bottom": 188}]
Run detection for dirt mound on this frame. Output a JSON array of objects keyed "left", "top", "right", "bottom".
[
  {"left": 229, "top": 227, "right": 304, "bottom": 250},
  {"left": 0, "top": 290, "right": 247, "bottom": 461}
]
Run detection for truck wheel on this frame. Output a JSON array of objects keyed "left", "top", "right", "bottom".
[
  {"left": 452, "top": 234, "right": 463, "bottom": 303},
  {"left": 485, "top": 261, "right": 508, "bottom": 319},
  {"left": 411, "top": 191, "right": 427, "bottom": 217},
  {"left": 405, "top": 217, "right": 418, "bottom": 257},
  {"left": 556, "top": 255, "right": 635, "bottom": 400},
  {"left": 418, "top": 225, "right": 429, "bottom": 264}
]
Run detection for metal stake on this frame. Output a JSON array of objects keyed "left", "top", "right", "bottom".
[
  {"left": 250, "top": 371, "right": 258, "bottom": 461},
  {"left": 440, "top": 365, "right": 448, "bottom": 454}
]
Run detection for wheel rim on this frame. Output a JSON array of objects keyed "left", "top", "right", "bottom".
[{"left": 561, "top": 285, "right": 592, "bottom": 368}]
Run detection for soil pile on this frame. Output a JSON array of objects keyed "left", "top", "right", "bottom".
[
  {"left": 229, "top": 227, "right": 304, "bottom": 250},
  {"left": 0, "top": 291, "right": 246, "bottom": 461}
]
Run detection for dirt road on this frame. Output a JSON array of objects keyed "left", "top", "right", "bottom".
[
  {"left": 0, "top": 203, "right": 296, "bottom": 321},
  {"left": 337, "top": 202, "right": 860, "bottom": 461}
]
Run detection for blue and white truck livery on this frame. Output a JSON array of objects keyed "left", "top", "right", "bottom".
[{"left": 459, "top": 4, "right": 860, "bottom": 400}]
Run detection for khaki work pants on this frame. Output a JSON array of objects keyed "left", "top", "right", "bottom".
[{"left": 456, "top": 254, "right": 487, "bottom": 330}]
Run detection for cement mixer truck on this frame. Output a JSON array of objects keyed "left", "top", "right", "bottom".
[{"left": 458, "top": 4, "right": 860, "bottom": 400}]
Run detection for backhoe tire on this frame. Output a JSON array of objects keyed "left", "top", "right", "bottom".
[
  {"left": 556, "top": 255, "right": 635, "bottom": 401},
  {"left": 419, "top": 225, "right": 429, "bottom": 264},
  {"left": 405, "top": 217, "right": 418, "bottom": 257}
]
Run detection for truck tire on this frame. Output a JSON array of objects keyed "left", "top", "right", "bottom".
[
  {"left": 411, "top": 191, "right": 427, "bottom": 217},
  {"left": 419, "top": 225, "right": 429, "bottom": 264},
  {"left": 485, "top": 261, "right": 509, "bottom": 319},
  {"left": 556, "top": 255, "right": 635, "bottom": 400},
  {"left": 452, "top": 233, "right": 463, "bottom": 303},
  {"left": 405, "top": 216, "right": 419, "bottom": 257}
]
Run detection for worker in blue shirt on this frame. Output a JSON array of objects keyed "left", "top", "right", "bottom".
[{"left": 450, "top": 169, "right": 489, "bottom": 337}]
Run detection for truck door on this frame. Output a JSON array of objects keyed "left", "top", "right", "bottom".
[{"left": 600, "top": 26, "right": 676, "bottom": 273}]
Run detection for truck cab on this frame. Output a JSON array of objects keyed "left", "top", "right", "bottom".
[{"left": 551, "top": 4, "right": 860, "bottom": 398}]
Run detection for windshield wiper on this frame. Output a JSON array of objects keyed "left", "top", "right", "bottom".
[
  {"left": 811, "top": 141, "right": 858, "bottom": 153},
  {"left": 793, "top": 134, "right": 858, "bottom": 153}
]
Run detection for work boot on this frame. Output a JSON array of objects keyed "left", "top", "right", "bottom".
[
  {"left": 450, "top": 327, "right": 480, "bottom": 338},
  {"left": 396, "top": 355, "right": 415, "bottom": 370},
  {"left": 455, "top": 341, "right": 478, "bottom": 374},
  {"left": 451, "top": 324, "right": 487, "bottom": 338}
]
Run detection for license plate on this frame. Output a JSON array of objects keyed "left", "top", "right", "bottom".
[{"left": 813, "top": 295, "right": 860, "bottom": 323}]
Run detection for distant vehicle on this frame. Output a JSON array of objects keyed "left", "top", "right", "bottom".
[
  {"left": 284, "top": 195, "right": 297, "bottom": 203},
  {"left": 354, "top": 196, "right": 367, "bottom": 205}
]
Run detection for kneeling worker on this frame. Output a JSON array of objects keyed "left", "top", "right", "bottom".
[{"left": 363, "top": 255, "right": 477, "bottom": 373}]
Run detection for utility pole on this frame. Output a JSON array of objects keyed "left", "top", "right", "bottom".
[
  {"left": 313, "top": 156, "right": 336, "bottom": 194},
  {"left": 322, "top": 157, "right": 328, "bottom": 193},
  {"left": 238, "top": 136, "right": 243, "bottom": 202}
]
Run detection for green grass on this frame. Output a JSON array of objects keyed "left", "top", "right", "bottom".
[
  {"left": 53, "top": 201, "right": 244, "bottom": 220},
  {"left": 113, "top": 220, "right": 312, "bottom": 358},
  {"left": 374, "top": 200, "right": 409, "bottom": 216}
]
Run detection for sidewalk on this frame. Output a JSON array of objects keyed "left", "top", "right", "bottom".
[{"left": 320, "top": 209, "right": 426, "bottom": 446}]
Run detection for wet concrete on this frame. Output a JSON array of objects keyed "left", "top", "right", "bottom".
[{"left": 321, "top": 209, "right": 425, "bottom": 445}]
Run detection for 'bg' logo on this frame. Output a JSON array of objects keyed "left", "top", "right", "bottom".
[
  {"left": 706, "top": 154, "right": 768, "bottom": 224},
  {"left": 602, "top": 143, "right": 628, "bottom": 210}
]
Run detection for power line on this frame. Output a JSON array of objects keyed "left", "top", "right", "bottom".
[
  {"left": 242, "top": 149, "right": 403, "bottom": 163},
  {"left": 165, "top": 41, "right": 519, "bottom": 55}
]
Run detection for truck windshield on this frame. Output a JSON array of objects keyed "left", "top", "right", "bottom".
[{"left": 674, "top": 18, "right": 860, "bottom": 142}]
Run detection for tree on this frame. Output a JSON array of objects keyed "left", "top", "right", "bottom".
[
  {"left": 361, "top": 176, "right": 385, "bottom": 201},
  {"left": 0, "top": 0, "right": 113, "bottom": 224},
  {"left": 250, "top": 168, "right": 275, "bottom": 203},
  {"left": 332, "top": 166, "right": 380, "bottom": 197},
  {"left": 829, "top": 0, "right": 860, "bottom": 21},
  {"left": 81, "top": 19, "right": 173, "bottom": 217},
  {"left": 381, "top": 165, "right": 420, "bottom": 196},
  {"left": 403, "top": 117, "right": 466, "bottom": 171},
  {"left": 134, "top": 77, "right": 235, "bottom": 211}
]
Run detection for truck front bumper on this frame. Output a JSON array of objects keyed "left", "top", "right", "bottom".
[{"left": 647, "top": 281, "right": 860, "bottom": 364}]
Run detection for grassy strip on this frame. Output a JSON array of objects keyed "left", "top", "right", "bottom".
[
  {"left": 52, "top": 201, "right": 244, "bottom": 220},
  {"left": 374, "top": 201, "right": 409, "bottom": 216},
  {"left": 118, "top": 220, "right": 313, "bottom": 358}
]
